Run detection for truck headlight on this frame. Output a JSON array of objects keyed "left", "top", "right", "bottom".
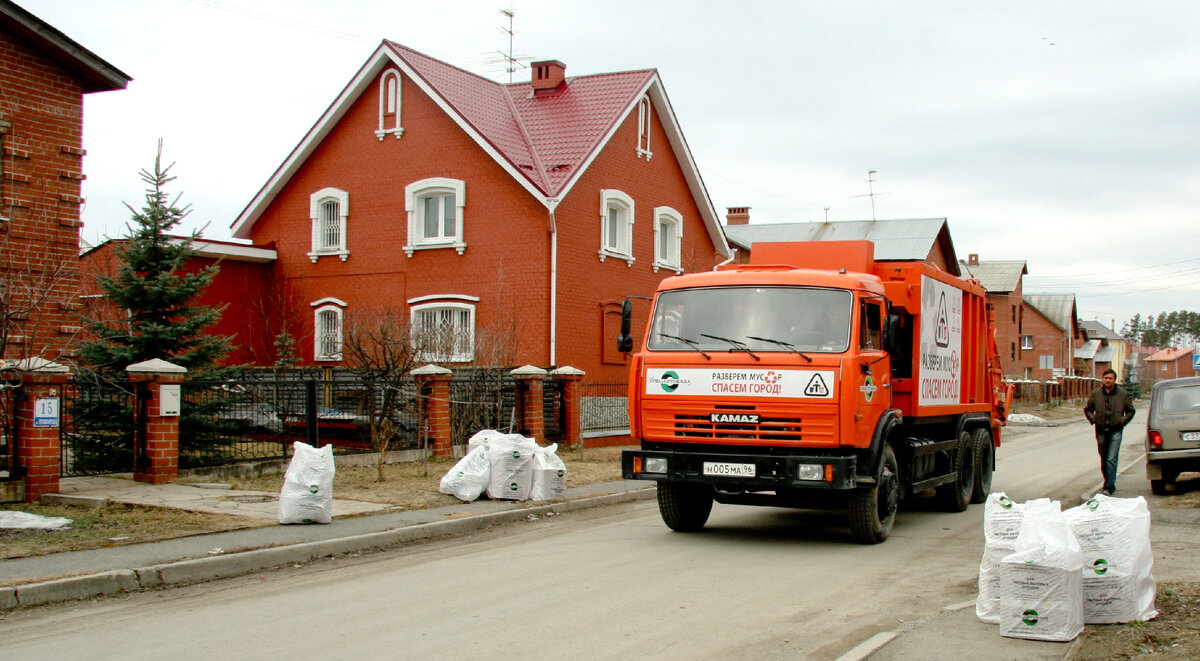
[
  {"left": 797, "top": 464, "right": 825, "bottom": 481},
  {"left": 644, "top": 457, "right": 668, "bottom": 474}
]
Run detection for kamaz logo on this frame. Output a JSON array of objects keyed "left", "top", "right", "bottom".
[{"left": 711, "top": 413, "right": 760, "bottom": 424}]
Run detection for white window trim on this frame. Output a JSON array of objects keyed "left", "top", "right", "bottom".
[
  {"left": 411, "top": 300, "right": 476, "bottom": 363},
  {"left": 598, "top": 189, "right": 635, "bottom": 266},
  {"left": 636, "top": 96, "right": 653, "bottom": 161},
  {"left": 403, "top": 177, "right": 467, "bottom": 257},
  {"left": 311, "top": 298, "right": 347, "bottom": 362},
  {"left": 308, "top": 187, "right": 349, "bottom": 262},
  {"left": 376, "top": 69, "right": 404, "bottom": 140},
  {"left": 652, "top": 206, "right": 684, "bottom": 274},
  {"left": 1020, "top": 335, "right": 1034, "bottom": 350}
]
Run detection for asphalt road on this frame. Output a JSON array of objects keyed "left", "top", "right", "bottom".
[{"left": 0, "top": 418, "right": 1130, "bottom": 660}]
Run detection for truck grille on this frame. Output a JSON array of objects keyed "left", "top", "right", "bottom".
[{"left": 642, "top": 403, "right": 837, "bottom": 446}]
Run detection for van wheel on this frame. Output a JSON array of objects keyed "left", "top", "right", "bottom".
[
  {"left": 970, "top": 428, "right": 994, "bottom": 504},
  {"left": 937, "top": 431, "right": 974, "bottom": 512},
  {"left": 849, "top": 444, "right": 899, "bottom": 544},
  {"left": 657, "top": 482, "right": 713, "bottom": 532},
  {"left": 1151, "top": 479, "right": 1169, "bottom": 496}
]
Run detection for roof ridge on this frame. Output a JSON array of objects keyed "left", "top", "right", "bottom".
[{"left": 502, "top": 87, "right": 551, "bottom": 193}]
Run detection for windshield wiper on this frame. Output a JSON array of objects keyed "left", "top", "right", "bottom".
[
  {"left": 657, "top": 333, "right": 711, "bottom": 359},
  {"left": 746, "top": 336, "right": 813, "bottom": 362},
  {"left": 700, "top": 334, "right": 760, "bottom": 360}
]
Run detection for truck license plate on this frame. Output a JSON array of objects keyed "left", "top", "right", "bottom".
[
  {"left": 1183, "top": 431, "right": 1200, "bottom": 442},
  {"left": 703, "top": 461, "right": 756, "bottom": 477}
]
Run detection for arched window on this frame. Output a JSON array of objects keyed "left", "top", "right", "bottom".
[
  {"left": 636, "top": 96, "right": 653, "bottom": 160},
  {"left": 311, "top": 297, "right": 347, "bottom": 361},
  {"left": 403, "top": 178, "right": 466, "bottom": 256},
  {"left": 598, "top": 189, "right": 635, "bottom": 266},
  {"left": 653, "top": 206, "right": 683, "bottom": 273},
  {"left": 376, "top": 69, "right": 404, "bottom": 140},
  {"left": 308, "top": 188, "right": 349, "bottom": 262}
]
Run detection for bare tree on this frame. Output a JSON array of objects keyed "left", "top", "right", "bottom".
[{"left": 339, "top": 308, "right": 425, "bottom": 481}]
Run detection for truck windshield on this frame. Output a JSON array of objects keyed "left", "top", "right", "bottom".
[{"left": 647, "top": 286, "right": 852, "bottom": 354}]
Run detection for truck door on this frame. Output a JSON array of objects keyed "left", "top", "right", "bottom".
[{"left": 854, "top": 298, "right": 890, "bottom": 442}]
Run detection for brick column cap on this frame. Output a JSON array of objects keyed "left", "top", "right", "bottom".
[
  {"left": 126, "top": 358, "right": 187, "bottom": 374},
  {"left": 510, "top": 364, "right": 548, "bottom": 378},
  {"left": 550, "top": 366, "right": 585, "bottom": 377},
  {"left": 411, "top": 364, "right": 452, "bottom": 377},
  {"left": 5, "top": 357, "right": 70, "bottom": 374}
]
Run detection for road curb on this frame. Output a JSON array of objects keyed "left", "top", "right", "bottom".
[{"left": 4, "top": 486, "right": 655, "bottom": 610}]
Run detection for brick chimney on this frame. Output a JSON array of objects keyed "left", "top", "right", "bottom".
[
  {"left": 726, "top": 207, "right": 750, "bottom": 225},
  {"left": 968, "top": 253, "right": 979, "bottom": 266},
  {"left": 531, "top": 60, "right": 566, "bottom": 94}
]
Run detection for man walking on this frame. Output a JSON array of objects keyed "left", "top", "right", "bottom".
[{"left": 1083, "top": 368, "right": 1136, "bottom": 495}]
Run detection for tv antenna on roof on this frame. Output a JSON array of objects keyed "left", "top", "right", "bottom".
[
  {"left": 486, "top": 8, "right": 533, "bottom": 83},
  {"left": 853, "top": 169, "right": 891, "bottom": 220}
]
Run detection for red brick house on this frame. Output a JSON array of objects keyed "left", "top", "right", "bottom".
[
  {"left": 1145, "top": 347, "right": 1198, "bottom": 382},
  {"left": 1020, "top": 294, "right": 1082, "bottom": 380},
  {"left": 0, "top": 0, "right": 129, "bottom": 362},
  {"left": 959, "top": 256, "right": 1028, "bottom": 378},
  {"left": 217, "top": 42, "right": 730, "bottom": 382}
]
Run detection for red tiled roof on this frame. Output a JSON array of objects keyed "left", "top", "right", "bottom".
[
  {"left": 1146, "top": 347, "right": 1195, "bottom": 362},
  {"left": 385, "top": 42, "right": 654, "bottom": 197}
]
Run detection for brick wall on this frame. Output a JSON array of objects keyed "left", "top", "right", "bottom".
[
  {"left": 0, "top": 27, "right": 88, "bottom": 362},
  {"left": 1016, "top": 303, "right": 1069, "bottom": 380},
  {"left": 238, "top": 66, "right": 722, "bottom": 381},
  {"left": 989, "top": 287, "right": 1024, "bottom": 378}
]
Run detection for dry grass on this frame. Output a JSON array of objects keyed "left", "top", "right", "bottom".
[
  {"left": 0, "top": 502, "right": 256, "bottom": 561},
  {"left": 1074, "top": 581, "right": 1200, "bottom": 660}
]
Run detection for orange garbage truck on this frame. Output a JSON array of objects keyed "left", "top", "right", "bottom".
[{"left": 620, "top": 240, "right": 1008, "bottom": 543}]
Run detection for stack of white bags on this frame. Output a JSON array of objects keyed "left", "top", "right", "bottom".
[
  {"left": 438, "top": 430, "right": 567, "bottom": 503},
  {"left": 977, "top": 492, "right": 1157, "bottom": 642}
]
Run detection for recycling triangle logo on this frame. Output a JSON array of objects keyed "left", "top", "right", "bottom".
[{"left": 805, "top": 374, "right": 830, "bottom": 397}]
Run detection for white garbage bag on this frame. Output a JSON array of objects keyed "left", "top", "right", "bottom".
[
  {"left": 977, "top": 494, "right": 1049, "bottom": 623},
  {"left": 278, "top": 441, "right": 335, "bottom": 524},
  {"left": 468, "top": 429, "right": 506, "bottom": 452},
  {"left": 998, "top": 499, "right": 1084, "bottom": 642},
  {"left": 530, "top": 443, "right": 567, "bottom": 501},
  {"left": 439, "top": 442, "right": 492, "bottom": 502},
  {"left": 1064, "top": 494, "right": 1157, "bottom": 623},
  {"left": 486, "top": 433, "right": 537, "bottom": 500}
]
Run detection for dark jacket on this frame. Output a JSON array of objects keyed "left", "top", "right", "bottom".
[{"left": 1084, "top": 385, "right": 1135, "bottom": 432}]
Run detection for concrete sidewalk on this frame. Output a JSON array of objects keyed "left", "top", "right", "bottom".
[{"left": 0, "top": 476, "right": 655, "bottom": 608}]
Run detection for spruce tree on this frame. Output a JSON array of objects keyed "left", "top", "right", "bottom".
[{"left": 79, "top": 142, "right": 232, "bottom": 375}]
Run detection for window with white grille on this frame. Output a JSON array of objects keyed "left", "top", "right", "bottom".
[
  {"left": 404, "top": 178, "right": 466, "bottom": 256},
  {"left": 308, "top": 188, "right": 349, "bottom": 262},
  {"left": 411, "top": 301, "right": 475, "bottom": 362},
  {"left": 311, "top": 298, "right": 346, "bottom": 361}
]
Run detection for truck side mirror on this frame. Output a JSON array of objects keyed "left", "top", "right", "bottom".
[
  {"left": 884, "top": 313, "right": 902, "bottom": 356},
  {"left": 618, "top": 298, "right": 634, "bottom": 353}
]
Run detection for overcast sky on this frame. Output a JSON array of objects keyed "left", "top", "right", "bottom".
[{"left": 18, "top": 0, "right": 1200, "bottom": 334}]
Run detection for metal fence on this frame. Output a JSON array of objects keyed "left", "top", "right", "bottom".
[
  {"left": 580, "top": 382, "right": 629, "bottom": 433},
  {"left": 1, "top": 384, "right": 15, "bottom": 481},
  {"left": 60, "top": 378, "right": 137, "bottom": 477}
]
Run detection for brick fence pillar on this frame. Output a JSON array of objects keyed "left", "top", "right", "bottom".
[
  {"left": 550, "top": 366, "right": 585, "bottom": 448},
  {"left": 412, "top": 364, "right": 453, "bottom": 457},
  {"left": 12, "top": 358, "right": 71, "bottom": 502},
  {"left": 511, "top": 365, "right": 548, "bottom": 441},
  {"left": 126, "top": 359, "right": 187, "bottom": 484}
]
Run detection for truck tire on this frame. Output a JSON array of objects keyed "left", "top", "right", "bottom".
[
  {"left": 936, "top": 431, "right": 974, "bottom": 512},
  {"left": 849, "top": 444, "right": 899, "bottom": 544},
  {"left": 657, "top": 482, "right": 713, "bottom": 532},
  {"left": 970, "top": 428, "right": 993, "bottom": 504}
]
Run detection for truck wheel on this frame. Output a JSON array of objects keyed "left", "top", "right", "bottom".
[
  {"left": 657, "top": 482, "right": 713, "bottom": 532},
  {"left": 936, "top": 431, "right": 974, "bottom": 512},
  {"left": 849, "top": 444, "right": 899, "bottom": 544},
  {"left": 970, "top": 428, "right": 993, "bottom": 504}
]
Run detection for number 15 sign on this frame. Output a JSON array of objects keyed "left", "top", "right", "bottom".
[{"left": 34, "top": 397, "right": 61, "bottom": 428}]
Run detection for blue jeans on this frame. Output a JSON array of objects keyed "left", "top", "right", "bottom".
[{"left": 1096, "top": 428, "right": 1123, "bottom": 492}]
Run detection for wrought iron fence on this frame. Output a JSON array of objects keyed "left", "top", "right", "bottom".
[
  {"left": 1, "top": 383, "right": 16, "bottom": 481},
  {"left": 60, "top": 377, "right": 137, "bottom": 477},
  {"left": 580, "top": 382, "right": 629, "bottom": 433}
]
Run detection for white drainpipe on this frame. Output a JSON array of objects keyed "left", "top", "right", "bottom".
[{"left": 547, "top": 201, "right": 559, "bottom": 366}]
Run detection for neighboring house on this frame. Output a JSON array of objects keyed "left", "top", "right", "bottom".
[
  {"left": 1021, "top": 294, "right": 1083, "bottom": 380},
  {"left": 1077, "top": 319, "right": 1127, "bottom": 380},
  {"left": 959, "top": 255, "right": 1028, "bottom": 378},
  {"left": 722, "top": 211, "right": 963, "bottom": 274},
  {"left": 217, "top": 42, "right": 730, "bottom": 382},
  {"left": 79, "top": 238, "right": 278, "bottom": 366},
  {"left": 1145, "top": 347, "right": 1198, "bottom": 382},
  {"left": 0, "top": 0, "right": 129, "bottom": 362}
]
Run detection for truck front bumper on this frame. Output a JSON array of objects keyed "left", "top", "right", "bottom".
[{"left": 622, "top": 448, "right": 858, "bottom": 490}]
